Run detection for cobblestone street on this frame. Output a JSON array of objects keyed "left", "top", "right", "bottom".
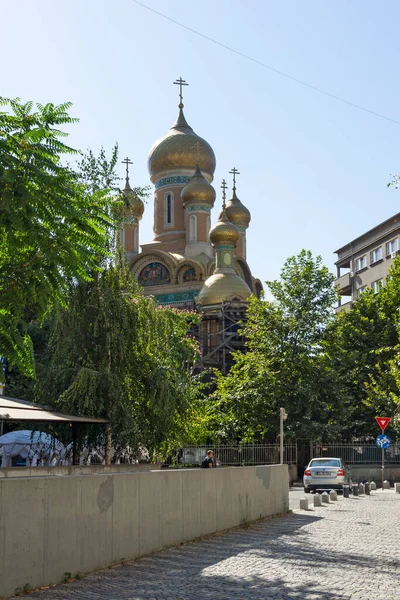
[{"left": 14, "top": 490, "right": 400, "bottom": 600}]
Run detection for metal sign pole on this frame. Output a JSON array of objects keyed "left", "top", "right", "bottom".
[{"left": 375, "top": 416, "right": 391, "bottom": 489}]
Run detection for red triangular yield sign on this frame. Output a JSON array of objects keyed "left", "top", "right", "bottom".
[{"left": 375, "top": 417, "right": 391, "bottom": 431}]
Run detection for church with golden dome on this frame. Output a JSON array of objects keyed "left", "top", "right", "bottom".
[{"left": 121, "top": 79, "right": 262, "bottom": 371}]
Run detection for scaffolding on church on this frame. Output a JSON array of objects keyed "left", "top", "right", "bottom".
[{"left": 195, "top": 300, "right": 248, "bottom": 374}]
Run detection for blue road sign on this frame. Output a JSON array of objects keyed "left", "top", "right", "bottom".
[{"left": 376, "top": 434, "right": 391, "bottom": 449}]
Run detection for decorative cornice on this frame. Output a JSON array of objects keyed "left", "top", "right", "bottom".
[
  {"left": 215, "top": 244, "right": 235, "bottom": 250},
  {"left": 156, "top": 230, "right": 186, "bottom": 238},
  {"left": 185, "top": 205, "right": 211, "bottom": 213},
  {"left": 155, "top": 175, "right": 191, "bottom": 190},
  {"left": 123, "top": 215, "right": 139, "bottom": 225}
]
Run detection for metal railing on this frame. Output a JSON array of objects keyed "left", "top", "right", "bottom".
[
  {"left": 175, "top": 444, "right": 297, "bottom": 467},
  {"left": 310, "top": 442, "right": 400, "bottom": 465}
]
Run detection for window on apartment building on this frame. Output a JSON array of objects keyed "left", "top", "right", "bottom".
[
  {"left": 357, "top": 286, "right": 367, "bottom": 297},
  {"left": 356, "top": 255, "right": 367, "bottom": 271},
  {"left": 371, "top": 279, "right": 383, "bottom": 294},
  {"left": 386, "top": 238, "right": 399, "bottom": 256},
  {"left": 370, "top": 246, "right": 382, "bottom": 264}
]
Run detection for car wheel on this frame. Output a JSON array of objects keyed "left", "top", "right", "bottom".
[{"left": 304, "top": 487, "right": 310, "bottom": 494}]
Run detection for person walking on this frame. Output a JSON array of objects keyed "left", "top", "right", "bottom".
[{"left": 202, "top": 450, "right": 215, "bottom": 468}]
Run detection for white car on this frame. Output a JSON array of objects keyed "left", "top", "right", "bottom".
[{"left": 303, "top": 457, "right": 351, "bottom": 493}]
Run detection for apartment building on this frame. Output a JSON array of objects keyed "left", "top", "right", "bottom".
[{"left": 335, "top": 212, "right": 400, "bottom": 311}]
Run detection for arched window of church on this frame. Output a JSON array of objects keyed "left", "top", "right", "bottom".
[
  {"left": 133, "top": 227, "right": 139, "bottom": 253},
  {"left": 206, "top": 215, "right": 211, "bottom": 241},
  {"left": 165, "top": 193, "right": 173, "bottom": 226},
  {"left": 189, "top": 214, "right": 197, "bottom": 241},
  {"left": 167, "top": 195, "right": 172, "bottom": 223}
]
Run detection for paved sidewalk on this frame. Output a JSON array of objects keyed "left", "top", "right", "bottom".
[{"left": 12, "top": 490, "right": 400, "bottom": 600}]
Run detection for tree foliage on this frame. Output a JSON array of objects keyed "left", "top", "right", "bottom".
[
  {"left": 209, "top": 250, "right": 339, "bottom": 443},
  {"left": 0, "top": 98, "right": 113, "bottom": 376},
  {"left": 206, "top": 252, "right": 400, "bottom": 444},
  {"left": 325, "top": 258, "right": 400, "bottom": 437},
  {"left": 35, "top": 261, "right": 200, "bottom": 458}
]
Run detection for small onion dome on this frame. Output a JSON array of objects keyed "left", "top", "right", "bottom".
[
  {"left": 225, "top": 189, "right": 251, "bottom": 228},
  {"left": 209, "top": 205, "right": 239, "bottom": 245},
  {"left": 120, "top": 177, "right": 144, "bottom": 219},
  {"left": 147, "top": 107, "right": 216, "bottom": 182},
  {"left": 197, "top": 272, "right": 251, "bottom": 305},
  {"left": 181, "top": 167, "right": 216, "bottom": 206}
]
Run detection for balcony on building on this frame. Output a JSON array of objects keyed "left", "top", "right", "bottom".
[
  {"left": 336, "top": 300, "right": 352, "bottom": 313},
  {"left": 336, "top": 271, "right": 352, "bottom": 295},
  {"left": 335, "top": 258, "right": 352, "bottom": 292},
  {"left": 334, "top": 259, "right": 352, "bottom": 312}
]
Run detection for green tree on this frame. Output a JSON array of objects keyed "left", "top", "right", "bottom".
[
  {"left": 326, "top": 258, "right": 400, "bottom": 438},
  {"left": 0, "top": 98, "right": 112, "bottom": 376},
  {"left": 35, "top": 261, "right": 200, "bottom": 462},
  {"left": 212, "top": 250, "right": 339, "bottom": 442}
]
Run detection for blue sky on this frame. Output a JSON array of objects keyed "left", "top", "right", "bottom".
[{"left": 3, "top": 0, "right": 400, "bottom": 284}]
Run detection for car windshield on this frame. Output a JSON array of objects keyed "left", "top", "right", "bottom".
[{"left": 310, "top": 459, "right": 341, "bottom": 467}]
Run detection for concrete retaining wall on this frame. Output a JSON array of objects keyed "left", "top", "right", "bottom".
[
  {"left": 350, "top": 465, "right": 400, "bottom": 483},
  {"left": 0, "top": 465, "right": 288, "bottom": 598},
  {"left": 0, "top": 463, "right": 161, "bottom": 478}
]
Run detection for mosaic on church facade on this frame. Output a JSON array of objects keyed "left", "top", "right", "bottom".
[
  {"left": 185, "top": 205, "right": 211, "bottom": 213},
  {"left": 182, "top": 267, "right": 197, "bottom": 282},
  {"left": 155, "top": 290, "right": 199, "bottom": 305},
  {"left": 139, "top": 262, "right": 171, "bottom": 286},
  {"left": 155, "top": 175, "right": 191, "bottom": 190}
]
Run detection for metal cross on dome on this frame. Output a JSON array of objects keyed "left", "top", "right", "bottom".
[
  {"left": 229, "top": 167, "right": 240, "bottom": 191},
  {"left": 221, "top": 179, "right": 228, "bottom": 207},
  {"left": 173, "top": 77, "right": 188, "bottom": 106},
  {"left": 121, "top": 157, "right": 133, "bottom": 179}
]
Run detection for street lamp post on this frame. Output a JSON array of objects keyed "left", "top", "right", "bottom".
[{"left": 280, "top": 407, "right": 288, "bottom": 465}]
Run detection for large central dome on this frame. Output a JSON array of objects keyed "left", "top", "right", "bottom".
[{"left": 147, "top": 107, "right": 216, "bottom": 182}]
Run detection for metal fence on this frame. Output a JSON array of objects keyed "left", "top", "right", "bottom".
[
  {"left": 310, "top": 442, "right": 400, "bottom": 465},
  {"left": 174, "top": 442, "right": 400, "bottom": 468},
  {"left": 176, "top": 444, "right": 298, "bottom": 467}
]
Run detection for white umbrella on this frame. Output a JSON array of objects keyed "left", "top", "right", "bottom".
[{"left": 0, "top": 430, "right": 64, "bottom": 467}]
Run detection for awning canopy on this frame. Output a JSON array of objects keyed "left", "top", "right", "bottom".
[{"left": 0, "top": 396, "right": 109, "bottom": 424}]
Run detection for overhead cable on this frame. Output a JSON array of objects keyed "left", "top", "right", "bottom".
[{"left": 131, "top": 0, "right": 400, "bottom": 126}]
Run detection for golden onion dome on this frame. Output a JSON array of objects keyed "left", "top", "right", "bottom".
[
  {"left": 181, "top": 167, "right": 216, "bottom": 206},
  {"left": 120, "top": 178, "right": 144, "bottom": 219},
  {"left": 197, "top": 272, "right": 252, "bottom": 305},
  {"left": 147, "top": 107, "right": 216, "bottom": 181},
  {"left": 209, "top": 205, "right": 239, "bottom": 245},
  {"left": 225, "top": 189, "right": 251, "bottom": 227}
]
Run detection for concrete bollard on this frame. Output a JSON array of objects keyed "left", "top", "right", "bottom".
[
  {"left": 300, "top": 498, "right": 309, "bottom": 510},
  {"left": 370, "top": 481, "right": 377, "bottom": 491},
  {"left": 321, "top": 492, "right": 330, "bottom": 504},
  {"left": 395, "top": 483, "right": 400, "bottom": 494},
  {"left": 358, "top": 483, "right": 365, "bottom": 495},
  {"left": 329, "top": 490, "right": 338, "bottom": 501},
  {"left": 313, "top": 494, "right": 322, "bottom": 507},
  {"left": 365, "top": 482, "right": 370, "bottom": 495},
  {"left": 384, "top": 480, "right": 390, "bottom": 490},
  {"left": 343, "top": 485, "right": 350, "bottom": 498},
  {"left": 352, "top": 484, "right": 359, "bottom": 496}
]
